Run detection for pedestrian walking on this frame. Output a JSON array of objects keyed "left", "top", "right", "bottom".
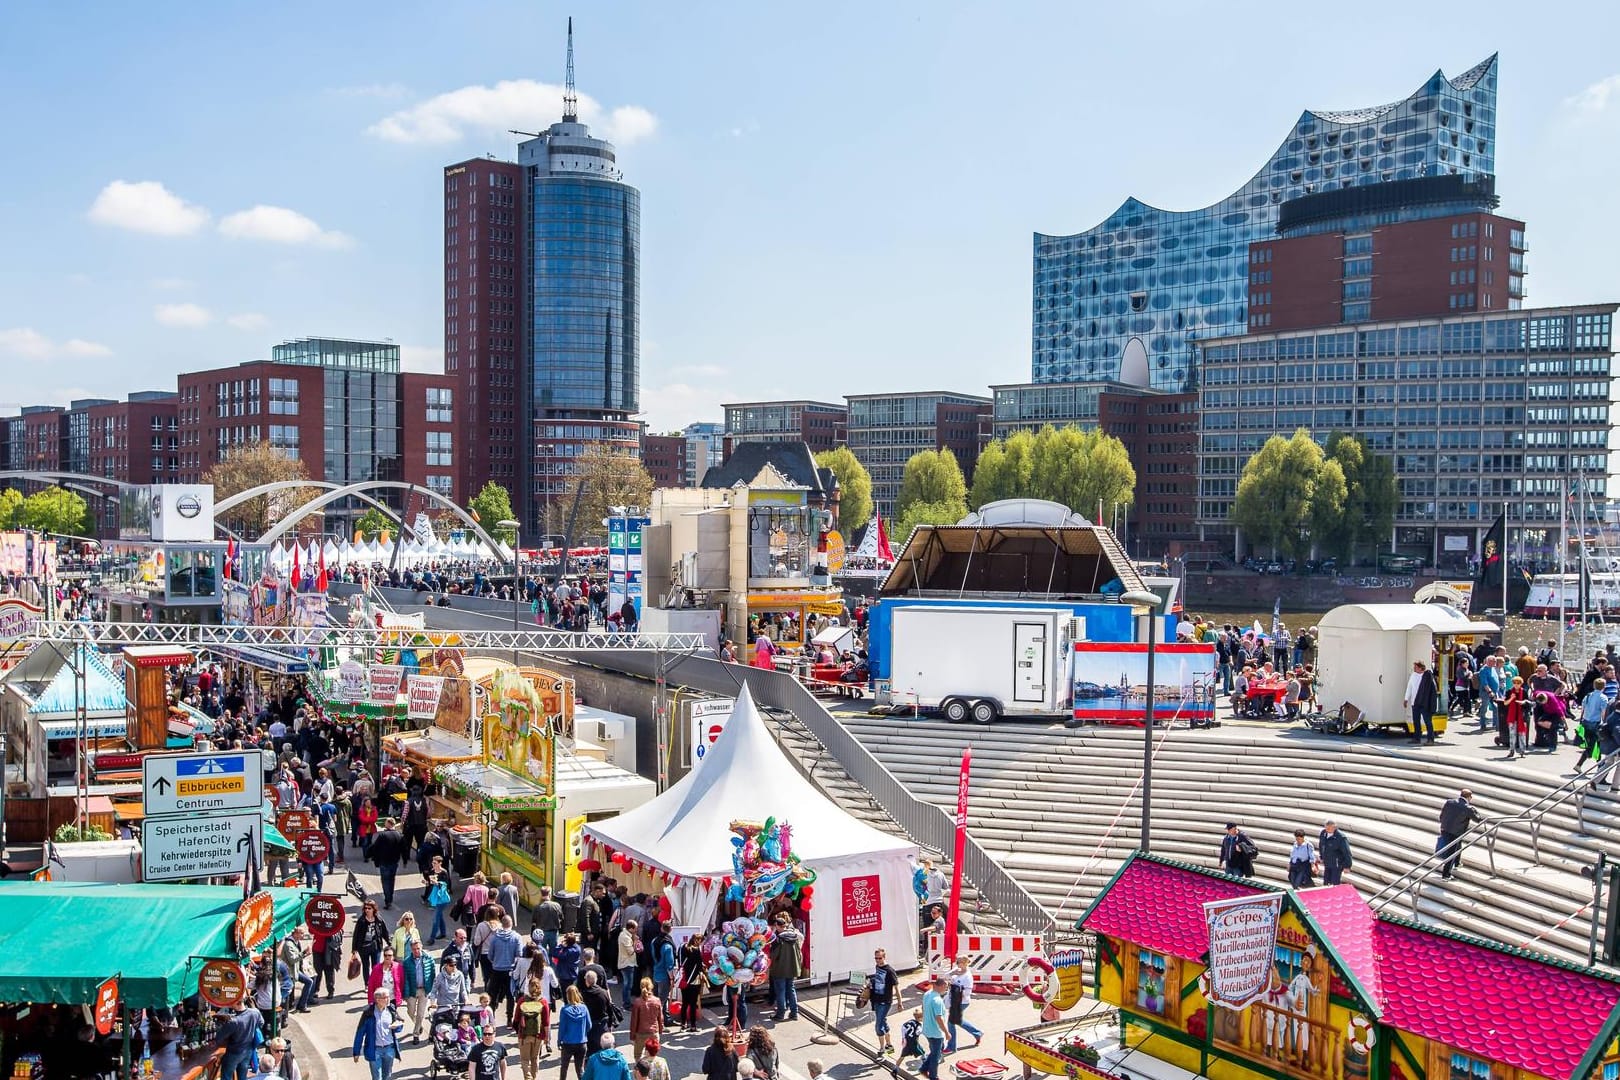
[
  {"left": 868, "top": 947, "right": 901, "bottom": 1056},
  {"left": 514, "top": 977, "right": 551, "bottom": 1080},
  {"left": 558, "top": 986, "right": 592, "bottom": 1080},
  {"left": 1405, "top": 660, "right": 1439, "bottom": 743},
  {"left": 469, "top": 1024, "right": 510, "bottom": 1080},
  {"left": 628, "top": 977, "right": 663, "bottom": 1060},
  {"left": 1317, "top": 821, "right": 1353, "bottom": 885},
  {"left": 744, "top": 1026, "right": 779, "bottom": 1080},
  {"left": 1219, "top": 823, "right": 1258, "bottom": 877},
  {"left": 944, "top": 957, "right": 982, "bottom": 1053},
  {"left": 485, "top": 915, "right": 525, "bottom": 1026},
  {"left": 615, "top": 920, "right": 640, "bottom": 1008},
  {"left": 701, "top": 1027, "right": 739, "bottom": 1080},
  {"left": 497, "top": 872, "right": 522, "bottom": 922},
  {"left": 351, "top": 987, "right": 406, "bottom": 1080},
  {"left": 678, "top": 934, "right": 705, "bottom": 1032},
  {"left": 352, "top": 901, "right": 390, "bottom": 983},
  {"left": 425, "top": 857, "right": 454, "bottom": 944},
  {"left": 582, "top": 970, "right": 619, "bottom": 1054},
  {"left": 401, "top": 940, "right": 438, "bottom": 1042},
  {"left": 370, "top": 817, "right": 406, "bottom": 909},
  {"left": 1287, "top": 830, "right": 1316, "bottom": 888},
  {"left": 767, "top": 914, "right": 802, "bottom": 1022},
  {"left": 531, "top": 887, "right": 563, "bottom": 952},
  {"left": 1436, "top": 788, "right": 1481, "bottom": 879},
  {"left": 584, "top": 1033, "right": 633, "bottom": 1080},
  {"left": 920, "top": 977, "right": 948, "bottom": 1080}
]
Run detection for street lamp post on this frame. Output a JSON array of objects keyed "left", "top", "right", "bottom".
[
  {"left": 497, "top": 519, "right": 521, "bottom": 664},
  {"left": 1121, "top": 588, "right": 1163, "bottom": 853}
]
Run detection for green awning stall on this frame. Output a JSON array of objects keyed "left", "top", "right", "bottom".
[{"left": 0, "top": 883, "right": 307, "bottom": 1008}]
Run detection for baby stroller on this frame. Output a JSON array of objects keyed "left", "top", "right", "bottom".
[{"left": 429, "top": 1012, "right": 470, "bottom": 1077}]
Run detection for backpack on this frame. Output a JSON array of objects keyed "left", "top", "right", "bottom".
[{"left": 1238, "top": 837, "right": 1260, "bottom": 859}]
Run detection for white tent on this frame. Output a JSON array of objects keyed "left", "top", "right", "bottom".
[{"left": 582, "top": 685, "right": 918, "bottom": 975}]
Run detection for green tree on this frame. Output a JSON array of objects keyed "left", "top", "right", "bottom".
[
  {"left": 353, "top": 507, "right": 398, "bottom": 542},
  {"left": 574, "top": 444, "right": 655, "bottom": 544},
  {"left": 0, "top": 489, "right": 22, "bottom": 530},
  {"left": 469, "top": 481, "right": 518, "bottom": 544},
  {"left": 895, "top": 499, "right": 967, "bottom": 540},
  {"left": 1322, "top": 432, "right": 1397, "bottom": 564},
  {"left": 970, "top": 425, "right": 1136, "bottom": 518},
  {"left": 969, "top": 430, "right": 1035, "bottom": 508},
  {"left": 20, "top": 486, "right": 90, "bottom": 536},
  {"left": 1230, "top": 429, "right": 1345, "bottom": 558},
  {"left": 814, "top": 447, "right": 873, "bottom": 535},
  {"left": 896, "top": 448, "right": 968, "bottom": 524},
  {"left": 205, "top": 441, "right": 318, "bottom": 538}
]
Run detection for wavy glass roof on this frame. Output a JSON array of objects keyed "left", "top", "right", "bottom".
[{"left": 1031, "top": 56, "right": 1499, "bottom": 391}]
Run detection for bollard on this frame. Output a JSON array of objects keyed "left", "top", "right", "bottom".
[{"left": 811, "top": 971, "right": 838, "bottom": 1044}]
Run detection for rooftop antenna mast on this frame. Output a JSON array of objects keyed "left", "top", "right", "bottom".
[{"left": 562, "top": 16, "right": 579, "bottom": 122}]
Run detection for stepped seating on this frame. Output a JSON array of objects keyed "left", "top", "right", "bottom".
[{"left": 771, "top": 711, "right": 1617, "bottom": 966}]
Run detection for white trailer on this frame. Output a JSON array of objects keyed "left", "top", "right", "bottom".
[{"left": 883, "top": 605, "right": 1075, "bottom": 722}]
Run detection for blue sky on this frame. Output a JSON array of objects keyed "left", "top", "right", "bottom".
[{"left": 4, "top": 1, "right": 1620, "bottom": 432}]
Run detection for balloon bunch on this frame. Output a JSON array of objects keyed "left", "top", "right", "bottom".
[
  {"left": 725, "top": 817, "right": 818, "bottom": 914},
  {"left": 704, "top": 917, "right": 774, "bottom": 987}
]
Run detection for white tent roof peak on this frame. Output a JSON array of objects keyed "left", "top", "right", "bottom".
[{"left": 583, "top": 683, "right": 913, "bottom": 877}]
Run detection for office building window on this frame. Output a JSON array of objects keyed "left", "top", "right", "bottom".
[
  {"left": 426, "top": 431, "right": 453, "bottom": 466},
  {"left": 426, "top": 387, "right": 454, "bottom": 423},
  {"left": 269, "top": 378, "right": 299, "bottom": 415}
]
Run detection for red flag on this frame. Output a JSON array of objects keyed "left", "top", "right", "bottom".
[
  {"left": 945, "top": 746, "right": 970, "bottom": 960},
  {"left": 223, "top": 539, "right": 236, "bottom": 582},
  {"left": 290, "top": 544, "right": 301, "bottom": 594},
  {"left": 315, "top": 546, "right": 329, "bottom": 593},
  {"left": 876, "top": 513, "right": 894, "bottom": 562}
]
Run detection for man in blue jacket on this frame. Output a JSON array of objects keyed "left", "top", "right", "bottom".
[
  {"left": 401, "top": 940, "right": 439, "bottom": 1041},
  {"left": 352, "top": 987, "right": 406, "bottom": 1080},
  {"left": 582, "top": 1033, "right": 632, "bottom": 1080}
]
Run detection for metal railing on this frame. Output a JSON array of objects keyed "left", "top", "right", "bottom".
[
  {"left": 552, "top": 648, "right": 1053, "bottom": 933},
  {"left": 1368, "top": 750, "right": 1618, "bottom": 916},
  {"left": 26, "top": 619, "right": 708, "bottom": 653}
]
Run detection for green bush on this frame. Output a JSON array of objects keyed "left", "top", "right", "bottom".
[{"left": 53, "top": 822, "right": 114, "bottom": 843}]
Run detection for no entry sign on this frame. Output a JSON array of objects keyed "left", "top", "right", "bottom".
[
  {"left": 295, "top": 829, "right": 330, "bottom": 866},
  {"left": 304, "top": 893, "right": 347, "bottom": 935}
]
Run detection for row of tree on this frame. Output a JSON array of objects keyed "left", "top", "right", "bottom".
[
  {"left": 0, "top": 486, "right": 93, "bottom": 536},
  {"left": 816, "top": 425, "right": 1140, "bottom": 539},
  {"left": 1231, "top": 430, "right": 1397, "bottom": 560}
]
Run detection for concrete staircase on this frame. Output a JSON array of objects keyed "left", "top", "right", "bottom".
[{"left": 770, "top": 712, "right": 1619, "bottom": 966}]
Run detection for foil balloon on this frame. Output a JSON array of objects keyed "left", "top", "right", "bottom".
[{"left": 724, "top": 818, "right": 817, "bottom": 914}]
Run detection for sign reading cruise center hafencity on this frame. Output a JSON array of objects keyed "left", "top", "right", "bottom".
[
  {"left": 1202, "top": 893, "right": 1284, "bottom": 1010},
  {"left": 140, "top": 811, "right": 264, "bottom": 883}
]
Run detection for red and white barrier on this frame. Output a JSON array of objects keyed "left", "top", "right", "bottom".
[{"left": 926, "top": 932, "right": 1045, "bottom": 986}]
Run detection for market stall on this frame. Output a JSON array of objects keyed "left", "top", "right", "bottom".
[
  {"left": 0, "top": 883, "right": 307, "bottom": 1078},
  {"left": 430, "top": 665, "right": 567, "bottom": 905},
  {"left": 1314, "top": 604, "right": 1499, "bottom": 733},
  {"left": 582, "top": 685, "right": 918, "bottom": 976}
]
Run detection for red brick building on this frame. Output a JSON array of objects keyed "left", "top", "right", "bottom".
[
  {"left": 723, "top": 400, "right": 847, "bottom": 458},
  {"left": 400, "top": 372, "right": 460, "bottom": 504},
  {"left": 642, "top": 433, "right": 687, "bottom": 490},
  {"left": 1250, "top": 211, "right": 1526, "bottom": 333},
  {"left": 79, "top": 392, "right": 180, "bottom": 535},
  {"left": 443, "top": 158, "right": 526, "bottom": 515},
  {"left": 1099, "top": 391, "right": 1198, "bottom": 556}
]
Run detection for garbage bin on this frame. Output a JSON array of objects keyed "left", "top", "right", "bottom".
[
  {"left": 453, "top": 833, "right": 482, "bottom": 877},
  {"left": 557, "top": 890, "right": 581, "bottom": 934}
]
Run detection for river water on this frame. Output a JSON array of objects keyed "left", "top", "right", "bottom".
[{"left": 1193, "top": 610, "right": 1620, "bottom": 658}]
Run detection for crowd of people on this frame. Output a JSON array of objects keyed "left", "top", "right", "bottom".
[{"left": 1444, "top": 637, "right": 1620, "bottom": 773}]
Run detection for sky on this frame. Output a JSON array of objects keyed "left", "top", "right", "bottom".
[{"left": 4, "top": 1, "right": 1620, "bottom": 433}]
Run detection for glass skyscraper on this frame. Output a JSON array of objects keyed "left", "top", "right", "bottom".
[
  {"left": 517, "top": 85, "right": 641, "bottom": 518},
  {"left": 1032, "top": 55, "right": 1498, "bottom": 392}
]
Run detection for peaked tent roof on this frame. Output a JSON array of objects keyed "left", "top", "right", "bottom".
[
  {"left": 23, "top": 643, "right": 127, "bottom": 719},
  {"left": 581, "top": 685, "right": 913, "bottom": 877}
]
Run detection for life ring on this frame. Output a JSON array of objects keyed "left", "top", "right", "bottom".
[
  {"left": 1021, "top": 956, "right": 1058, "bottom": 1008},
  {"left": 1346, "top": 1015, "right": 1376, "bottom": 1055}
]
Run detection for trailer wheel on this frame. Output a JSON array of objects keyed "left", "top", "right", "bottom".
[
  {"left": 970, "top": 699, "right": 999, "bottom": 724},
  {"left": 941, "top": 697, "right": 970, "bottom": 723}
]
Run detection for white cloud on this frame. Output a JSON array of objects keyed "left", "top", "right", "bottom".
[
  {"left": 639, "top": 381, "right": 728, "bottom": 433},
  {"left": 218, "top": 205, "right": 353, "bottom": 249},
  {"left": 226, "top": 312, "right": 269, "bottom": 332},
  {"left": 366, "top": 79, "right": 657, "bottom": 146},
  {"left": 154, "top": 303, "right": 213, "bottom": 328},
  {"left": 400, "top": 345, "right": 444, "bottom": 374},
  {"left": 0, "top": 328, "right": 112, "bottom": 360},
  {"left": 1566, "top": 74, "right": 1620, "bottom": 116},
  {"left": 88, "top": 180, "right": 210, "bottom": 236}
]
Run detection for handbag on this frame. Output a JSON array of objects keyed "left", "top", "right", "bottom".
[
  {"left": 450, "top": 897, "right": 466, "bottom": 921},
  {"left": 856, "top": 985, "right": 871, "bottom": 1009},
  {"left": 429, "top": 881, "right": 452, "bottom": 907},
  {"left": 347, "top": 953, "right": 362, "bottom": 981}
]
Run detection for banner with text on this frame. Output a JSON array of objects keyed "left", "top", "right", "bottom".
[
  {"left": 1203, "top": 893, "right": 1283, "bottom": 1010},
  {"left": 406, "top": 675, "right": 445, "bottom": 720},
  {"left": 368, "top": 664, "right": 405, "bottom": 706}
]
